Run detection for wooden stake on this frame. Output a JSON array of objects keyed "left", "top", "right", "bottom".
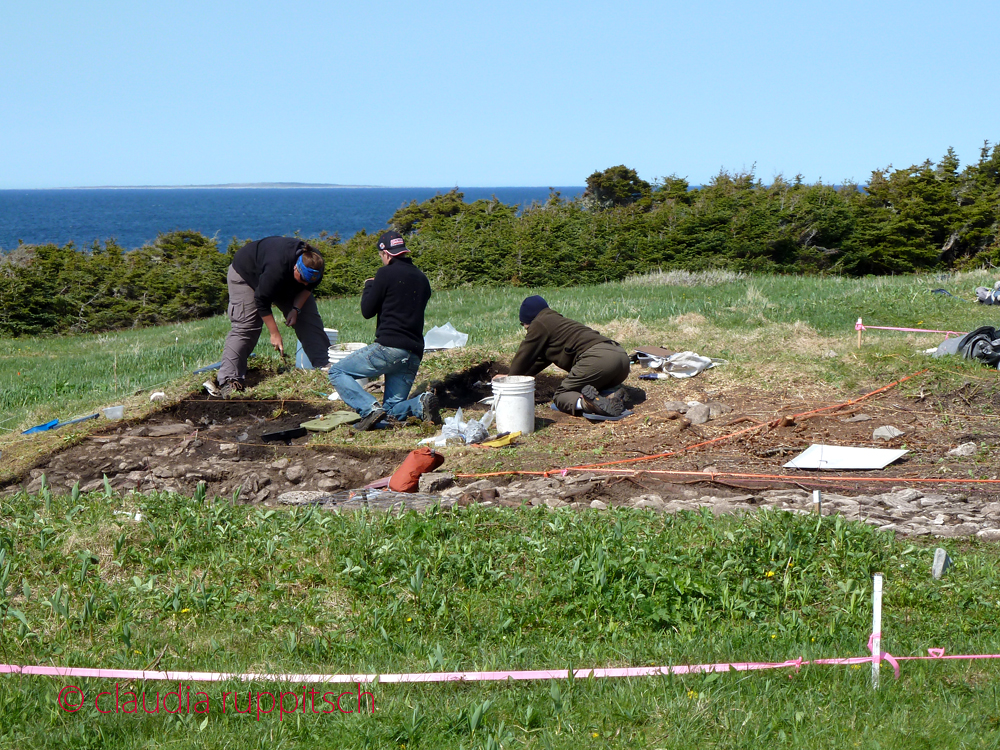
[
  {"left": 857, "top": 318, "right": 863, "bottom": 349},
  {"left": 872, "top": 572, "right": 883, "bottom": 690}
]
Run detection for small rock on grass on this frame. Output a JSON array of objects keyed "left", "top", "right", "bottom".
[
  {"left": 932, "top": 548, "right": 952, "bottom": 579},
  {"left": 948, "top": 442, "right": 978, "bottom": 457},
  {"left": 686, "top": 404, "right": 711, "bottom": 425},
  {"left": 589, "top": 500, "right": 608, "bottom": 510},
  {"left": 873, "top": 426, "right": 904, "bottom": 440}
]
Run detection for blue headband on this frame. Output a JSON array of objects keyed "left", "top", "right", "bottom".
[{"left": 296, "top": 256, "right": 321, "bottom": 284}]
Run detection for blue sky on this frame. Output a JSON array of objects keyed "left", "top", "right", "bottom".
[{"left": 3, "top": 0, "right": 999, "bottom": 189}]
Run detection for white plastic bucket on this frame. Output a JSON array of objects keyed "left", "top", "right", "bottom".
[
  {"left": 296, "top": 328, "right": 339, "bottom": 369},
  {"left": 328, "top": 341, "right": 366, "bottom": 363},
  {"left": 492, "top": 375, "right": 535, "bottom": 435},
  {"left": 328, "top": 343, "right": 369, "bottom": 387}
]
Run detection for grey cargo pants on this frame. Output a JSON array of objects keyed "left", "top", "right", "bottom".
[{"left": 218, "top": 265, "right": 330, "bottom": 386}]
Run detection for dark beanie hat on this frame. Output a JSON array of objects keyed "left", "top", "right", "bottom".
[{"left": 519, "top": 295, "right": 549, "bottom": 326}]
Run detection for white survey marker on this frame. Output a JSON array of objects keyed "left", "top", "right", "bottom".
[{"left": 783, "top": 444, "right": 909, "bottom": 470}]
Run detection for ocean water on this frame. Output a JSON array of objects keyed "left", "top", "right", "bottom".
[{"left": 0, "top": 186, "right": 584, "bottom": 251}]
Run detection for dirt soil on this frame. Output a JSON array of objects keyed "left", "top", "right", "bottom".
[{"left": 5, "top": 362, "right": 1000, "bottom": 517}]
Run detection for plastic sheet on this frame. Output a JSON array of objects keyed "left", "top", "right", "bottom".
[
  {"left": 424, "top": 322, "right": 468, "bottom": 351},
  {"left": 419, "top": 407, "right": 495, "bottom": 446},
  {"left": 638, "top": 350, "right": 724, "bottom": 379}
]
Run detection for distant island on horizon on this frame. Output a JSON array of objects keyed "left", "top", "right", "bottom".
[
  {"left": 12, "top": 182, "right": 582, "bottom": 191},
  {"left": 59, "top": 182, "right": 383, "bottom": 190}
]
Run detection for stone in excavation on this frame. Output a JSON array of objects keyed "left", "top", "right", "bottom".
[
  {"left": 686, "top": 404, "right": 711, "bottom": 425},
  {"left": 873, "top": 426, "right": 904, "bottom": 441}
]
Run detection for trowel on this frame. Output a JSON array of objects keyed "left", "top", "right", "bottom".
[{"left": 276, "top": 349, "right": 291, "bottom": 374}]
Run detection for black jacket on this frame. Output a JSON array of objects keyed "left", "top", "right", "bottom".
[
  {"left": 231, "top": 237, "right": 318, "bottom": 318},
  {"left": 360, "top": 256, "right": 431, "bottom": 355},
  {"left": 509, "top": 308, "right": 612, "bottom": 376}
]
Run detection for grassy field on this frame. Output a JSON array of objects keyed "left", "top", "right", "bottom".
[
  {"left": 3, "top": 482, "right": 1000, "bottom": 748},
  {"left": 2, "top": 269, "right": 997, "bottom": 446},
  {"left": 2, "top": 269, "right": 1000, "bottom": 748}
]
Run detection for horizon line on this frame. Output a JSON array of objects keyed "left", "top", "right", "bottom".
[{"left": 4, "top": 182, "right": 587, "bottom": 191}]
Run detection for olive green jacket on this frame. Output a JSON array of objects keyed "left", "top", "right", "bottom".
[{"left": 509, "top": 308, "right": 612, "bottom": 376}]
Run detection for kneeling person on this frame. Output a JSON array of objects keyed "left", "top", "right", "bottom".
[
  {"left": 509, "top": 296, "right": 630, "bottom": 416},
  {"left": 329, "top": 231, "right": 440, "bottom": 431}
]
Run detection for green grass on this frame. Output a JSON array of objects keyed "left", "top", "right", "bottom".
[
  {"left": 2, "top": 486, "right": 1000, "bottom": 748},
  {"left": 2, "top": 269, "right": 996, "bottom": 436},
  {"left": 3, "top": 270, "right": 1000, "bottom": 747}
]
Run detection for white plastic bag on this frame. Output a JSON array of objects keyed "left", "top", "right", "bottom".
[
  {"left": 418, "top": 407, "right": 497, "bottom": 446},
  {"left": 424, "top": 322, "right": 469, "bottom": 350},
  {"left": 643, "top": 351, "right": 726, "bottom": 379}
]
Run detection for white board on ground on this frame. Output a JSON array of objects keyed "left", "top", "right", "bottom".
[{"left": 783, "top": 444, "right": 909, "bottom": 470}]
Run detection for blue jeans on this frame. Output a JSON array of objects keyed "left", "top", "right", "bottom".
[{"left": 328, "top": 343, "right": 424, "bottom": 420}]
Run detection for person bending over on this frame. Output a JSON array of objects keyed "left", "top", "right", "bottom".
[
  {"left": 328, "top": 231, "right": 440, "bottom": 431},
  {"left": 207, "top": 236, "right": 329, "bottom": 398},
  {"left": 508, "top": 295, "right": 630, "bottom": 416}
]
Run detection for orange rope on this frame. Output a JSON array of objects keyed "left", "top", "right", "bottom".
[
  {"left": 572, "top": 368, "right": 929, "bottom": 471},
  {"left": 456, "top": 369, "right": 930, "bottom": 480},
  {"left": 573, "top": 467, "right": 1000, "bottom": 486}
]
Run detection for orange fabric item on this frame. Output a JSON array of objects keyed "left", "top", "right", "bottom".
[{"left": 388, "top": 448, "right": 445, "bottom": 492}]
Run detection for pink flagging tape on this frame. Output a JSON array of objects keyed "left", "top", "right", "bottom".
[
  {"left": 855, "top": 320, "right": 966, "bottom": 337},
  {"left": 2, "top": 647, "right": 999, "bottom": 685},
  {"left": 0, "top": 662, "right": 804, "bottom": 683}
]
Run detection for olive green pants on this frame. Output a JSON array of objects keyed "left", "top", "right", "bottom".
[{"left": 552, "top": 341, "right": 631, "bottom": 413}]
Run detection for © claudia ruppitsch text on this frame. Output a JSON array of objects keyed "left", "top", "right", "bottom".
[{"left": 57, "top": 682, "right": 375, "bottom": 719}]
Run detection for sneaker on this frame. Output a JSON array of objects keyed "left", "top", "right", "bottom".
[
  {"left": 580, "top": 385, "right": 625, "bottom": 417},
  {"left": 419, "top": 392, "right": 442, "bottom": 425},
  {"left": 355, "top": 407, "right": 387, "bottom": 431},
  {"left": 219, "top": 380, "right": 245, "bottom": 399},
  {"left": 203, "top": 380, "right": 221, "bottom": 397}
]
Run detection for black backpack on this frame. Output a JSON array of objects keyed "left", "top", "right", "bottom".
[{"left": 958, "top": 326, "right": 1000, "bottom": 368}]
